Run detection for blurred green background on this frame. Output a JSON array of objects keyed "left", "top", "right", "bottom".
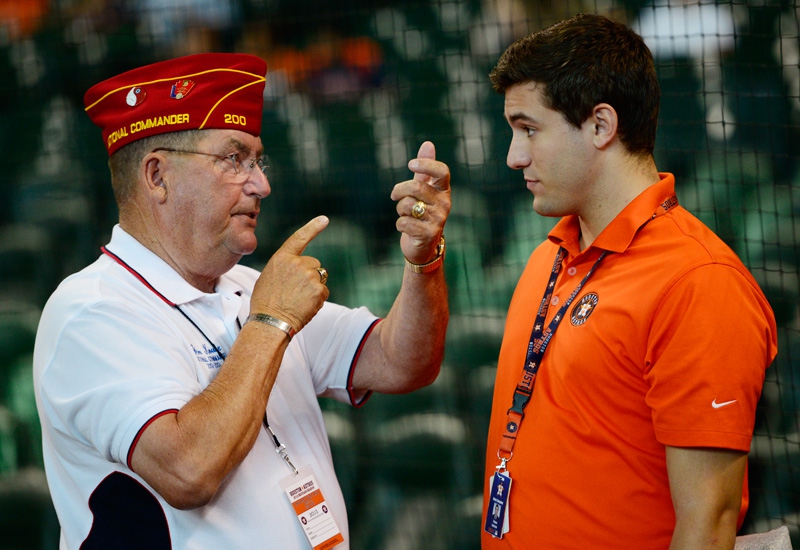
[{"left": 0, "top": 0, "right": 798, "bottom": 548}]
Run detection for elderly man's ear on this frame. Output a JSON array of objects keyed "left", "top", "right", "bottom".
[{"left": 143, "top": 154, "right": 169, "bottom": 201}]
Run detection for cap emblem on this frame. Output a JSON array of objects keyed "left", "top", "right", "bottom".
[
  {"left": 170, "top": 79, "right": 195, "bottom": 100},
  {"left": 125, "top": 87, "right": 146, "bottom": 107}
]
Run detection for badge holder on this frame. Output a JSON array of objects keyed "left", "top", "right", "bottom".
[
  {"left": 266, "top": 414, "right": 344, "bottom": 549},
  {"left": 279, "top": 467, "right": 344, "bottom": 550},
  {"left": 484, "top": 455, "right": 512, "bottom": 538}
]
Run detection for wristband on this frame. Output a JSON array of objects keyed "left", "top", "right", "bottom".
[{"left": 246, "top": 313, "right": 296, "bottom": 340}]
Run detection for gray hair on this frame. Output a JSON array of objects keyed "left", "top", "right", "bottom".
[{"left": 108, "top": 129, "right": 204, "bottom": 208}]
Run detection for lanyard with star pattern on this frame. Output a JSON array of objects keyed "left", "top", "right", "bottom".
[
  {"left": 494, "top": 192, "right": 680, "bottom": 471},
  {"left": 495, "top": 247, "right": 609, "bottom": 470}
]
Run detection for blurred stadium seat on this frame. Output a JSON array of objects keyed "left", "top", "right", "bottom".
[{"left": 0, "top": 1, "right": 798, "bottom": 548}]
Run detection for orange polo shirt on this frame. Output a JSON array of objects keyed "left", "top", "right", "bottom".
[{"left": 482, "top": 174, "right": 777, "bottom": 549}]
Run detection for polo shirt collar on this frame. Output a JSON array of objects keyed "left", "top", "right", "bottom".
[
  {"left": 104, "top": 224, "right": 210, "bottom": 306},
  {"left": 548, "top": 173, "right": 676, "bottom": 255}
]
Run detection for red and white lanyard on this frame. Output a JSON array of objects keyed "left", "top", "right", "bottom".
[{"left": 102, "top": 246, "right": 298, "bottom": 474}]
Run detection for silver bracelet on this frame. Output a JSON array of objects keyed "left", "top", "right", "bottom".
[{"left": 246, "top": 313, "right": 296, "bottom": 340}]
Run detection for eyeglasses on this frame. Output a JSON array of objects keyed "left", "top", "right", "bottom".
[{"left": 152, "top": 147, "right": 269, "bottom": 176}]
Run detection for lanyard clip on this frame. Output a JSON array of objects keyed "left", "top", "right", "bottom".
[
  {"left": 507, "top": 389, "right": 530, "bottom": 417},
  {"left": 496, "top": 451, "right": 512, "bottom": 473},
  {"left": 276, "top": 443, "right": 299, "bottom": 475},
  {"left": 496, "top": 457, "right": 508, "bottom": 472},
  {"left": 265, "top": 416, "right": 299, "bottom": 475}
]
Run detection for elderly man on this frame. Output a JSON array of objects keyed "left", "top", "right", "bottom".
[{"left": 34, "top": 53, "right": 450, "bottom": 549}]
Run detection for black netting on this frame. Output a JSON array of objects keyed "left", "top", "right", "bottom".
[{"left": 0, "top": 1, "right": 798, "bottom": 548}]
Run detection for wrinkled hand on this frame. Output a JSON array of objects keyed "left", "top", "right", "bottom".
[
  {"left": 250, "top": 216, "right": 330, "bottom": 332},
  {"left": 391, "top": 141, "right": 451, "bottom": 264}
]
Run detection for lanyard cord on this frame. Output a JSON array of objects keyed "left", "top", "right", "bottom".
[
  {"left": 102, "top": 246, "right": 231, "bottom": 360},
  {"left": 496, "top": 247, "right": 607, "bottom": 471},
  {"left": 494, "top": 194, "right": 680, "bottom": 472},
  {"left": 101, "top": 246, "right": 298, "bottom": 475}
]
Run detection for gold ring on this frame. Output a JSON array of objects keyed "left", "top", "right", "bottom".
[
  {"left": 411, "top": 200, "right": 427, "bottom": 219},
  {"left": 316, "top": 267, "right": 328, "bottom": 285}
]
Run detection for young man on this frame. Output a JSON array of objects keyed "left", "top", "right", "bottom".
[
  {"left": 34, "top": 53, "right": 450, "bottom": 548},
  {"left": 482, "top": 14, "right": 777, "bottom": 549}
]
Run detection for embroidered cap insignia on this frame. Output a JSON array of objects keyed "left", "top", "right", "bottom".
[
  {"left": 170, "top": 79, "right": 195, "bottom": 99},
  {"left": 125, "top": 87, "right": 146, "bottom": 107}
]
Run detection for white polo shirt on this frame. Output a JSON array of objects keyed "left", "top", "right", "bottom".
[{"left": 34, "top": 225, "right": 378, "bottom": 549}]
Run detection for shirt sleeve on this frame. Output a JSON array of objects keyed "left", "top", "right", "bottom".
[
  {"left": 644, "top": 263, "right": 777, "bottom": 451},
  {"left": 292, "top": 301, "right": 379, "bottom": 405},
  {"left": 37, "top": 299, "right": 199, "bottom": 466}
]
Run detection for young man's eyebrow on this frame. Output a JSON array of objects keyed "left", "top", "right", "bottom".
[{"left": 506, "top": 112, "right": 536, "bottom": 124}]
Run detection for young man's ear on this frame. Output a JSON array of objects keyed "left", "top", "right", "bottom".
[{"left": 591, "top": 103, "right": 618, "bottom": 149}]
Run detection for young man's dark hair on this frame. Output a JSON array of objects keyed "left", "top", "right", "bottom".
[{"left": 490, "top": 13, "right": 660, "bottom": 156}]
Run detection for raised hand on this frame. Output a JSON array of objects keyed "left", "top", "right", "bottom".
[
  {"left": 390, "top": 141, "right": 451, "bottom": 265},
  {"left": 250, "top": 216, "right": 331, "bottom": 332}
]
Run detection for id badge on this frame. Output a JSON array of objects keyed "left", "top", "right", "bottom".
[
  {"left": 280, "top": 467, "right": 344, "bottom": 549},
  {"left": 484, "top": 470, "right": 512, "bottom": 538}
]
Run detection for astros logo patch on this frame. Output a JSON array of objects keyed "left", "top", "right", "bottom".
[{"left": 570, "top": 292, "right": 599, "bottom": 326}]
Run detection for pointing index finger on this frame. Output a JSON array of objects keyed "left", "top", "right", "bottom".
[{"left": 280, "top": 216, "right": 329, "bottom": 256}]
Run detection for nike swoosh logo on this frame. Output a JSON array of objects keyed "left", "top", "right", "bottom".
[{"left": 712, "top": 399, "right": 737, "bottom": 409}]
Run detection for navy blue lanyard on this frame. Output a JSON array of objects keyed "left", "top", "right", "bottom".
[
  {"left": 497, "top": 247, "right": 608, "bottom": 464},
  {"left": 495, "top": 193, "right": 680, "bottom": 468}
]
